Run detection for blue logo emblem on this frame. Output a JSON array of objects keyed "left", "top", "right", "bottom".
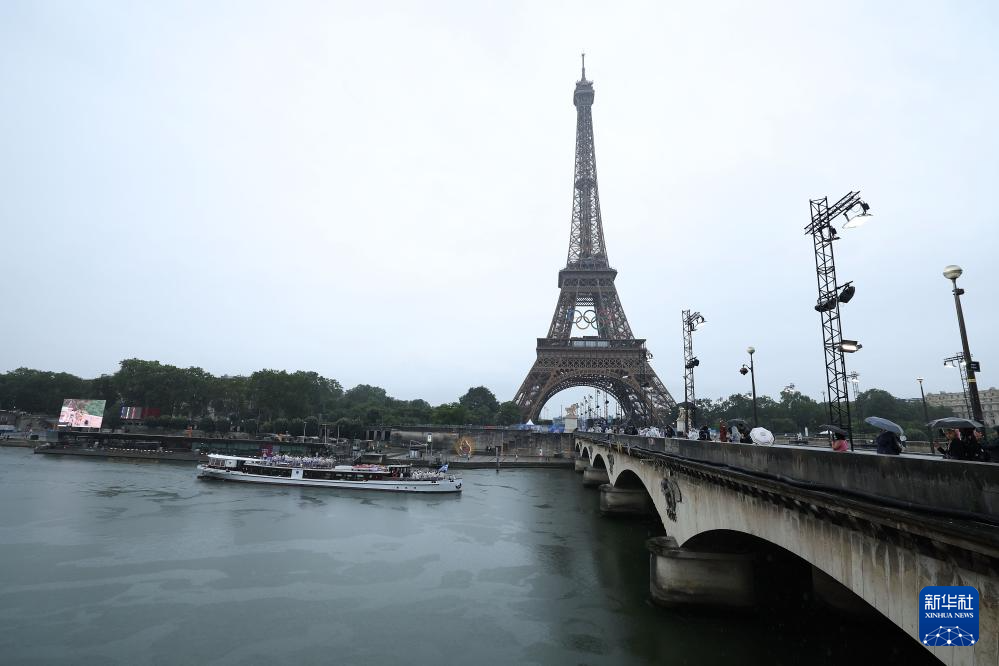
[{"left": 919, "top": 586, "right": 978, "bottom": 646}]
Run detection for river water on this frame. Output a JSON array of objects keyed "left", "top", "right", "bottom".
[{"left": 0, "top": 448, "right": 932, "bottom": 665}]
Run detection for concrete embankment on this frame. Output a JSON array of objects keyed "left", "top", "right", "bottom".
[
  {"left": 34, "top": 446, "right": 203, "bottom": 463},
  {"left": 0, "top": 438, "right": 39, "bottom": 448},
  {"left": 420, "top": 457, "right": 573, "bottom": 470},
  {"left": 32, "top": 445, "right": 573, "bottom": 469}
]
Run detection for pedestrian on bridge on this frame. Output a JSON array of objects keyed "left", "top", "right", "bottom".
[
  {"left": 938, "top": 428, "right": 959, "bottom": 458},
  {"left": 736, "top": 424, "right": 752, "bottom": 444},
  {"left": 831, "top": 433, "right": 849, "bottom": 452},
  {"left": 719, "top": 420, "right": 729, "bottom": 443},
  {"left": 697, "top": 425, "right": 711, "bottom": 441},
  {"left": 875, "top": 429, "right": 903, "bottom": 455},
  {"left": 959, "top": 427, "right": 985, "bottom": 461}
]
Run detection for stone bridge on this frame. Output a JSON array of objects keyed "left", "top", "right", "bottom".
[{"left": 574, "top": 433, "right": 999, "bottom": 665}]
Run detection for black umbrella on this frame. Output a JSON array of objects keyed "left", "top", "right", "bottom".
[
  {"left": 928, "top": 417, "right": 984, "bottom": 430},
  {"left": 726, "top": 418, "right": 750, "bottom": 428},
  {"left": 818, "top": 424, "right": 848, "bottom": 437}
]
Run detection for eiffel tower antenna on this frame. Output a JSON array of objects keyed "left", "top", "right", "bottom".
[{"left": 514, "top": 62, "right": 677, "bottom": 426}]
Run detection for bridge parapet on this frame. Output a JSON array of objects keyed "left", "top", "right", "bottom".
[{"left": 576, "top": 433, "right": 999, "bottom": 519}]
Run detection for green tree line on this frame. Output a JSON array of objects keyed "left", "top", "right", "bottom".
[
  {"left": 0, "top": 359, "right": 523, "bottom": 436},
  {"left": 0, "top": 360, "right": 955, "bottom": 439}
]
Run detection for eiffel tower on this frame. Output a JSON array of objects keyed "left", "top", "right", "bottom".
[{"left": 514, "top": 58, "right": 677, "bottom": 425}]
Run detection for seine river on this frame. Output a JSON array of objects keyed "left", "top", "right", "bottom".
[{"left": 0, "top": 448, "right": 931, "bottom": 665}]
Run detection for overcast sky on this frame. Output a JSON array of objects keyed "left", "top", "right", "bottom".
[{"left": 2, "top": 1, "right": 997, "bottom": 412}]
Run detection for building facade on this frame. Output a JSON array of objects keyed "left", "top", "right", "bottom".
[{"left": 925, "top": 387, "right": 999, "bottom": 427}]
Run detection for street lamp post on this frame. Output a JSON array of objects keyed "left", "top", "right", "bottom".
[
  {"left": 740, "top": 347, "right": 758, "bottom": 427},
  {"left": 943, "top": 265, "right": 983, "bottom": 423},
  {"left": 916, "top": 377, "right": 933, "bottom": 445}
]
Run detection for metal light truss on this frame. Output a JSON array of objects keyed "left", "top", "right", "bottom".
[
  {"left": 514, "top": 63, "right": 676, "bottom": 425},
  {"left": 682, "top": 310, "right": 696, "bottom": 427},
  {"left": 943, "top": 352, "right": 972, "bottom": 416},
  {"left": 805, "top": 192, "right": 862, "bottom": 445}
]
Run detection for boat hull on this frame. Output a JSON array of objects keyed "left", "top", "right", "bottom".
[{"left": 197, "top": 465, "right": 462, "bottom": 493}]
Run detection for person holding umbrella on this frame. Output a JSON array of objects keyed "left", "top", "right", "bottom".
[
  {"left": 866, "top": 416, "right": 904, "bottom": 455},
  {"left": 727, "top": 418, "right": 752, "bottom": 443},
  {"left": 938, "top": 428, "right": 961, "bottom": 458},
  {"left": 831, "top": 433, "right": 849, "bottom": 452},
  {"left": 928, "top": 418, "right": 986, "bottom": 461},
  {"left": 737, "top": 424, "right": 752, "bottom": 444},
  {"left": 875, "top": 429, "right": 903, "bottom": 455},
  {"left": 820, "top": 425, "right": 849, "bottom": 452}
]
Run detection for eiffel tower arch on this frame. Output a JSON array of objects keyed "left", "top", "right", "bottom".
[{"left": 514, "top": 59, "right": 677, "bottom": 426}]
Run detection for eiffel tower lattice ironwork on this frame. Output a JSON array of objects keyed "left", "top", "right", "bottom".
[{"left": 513, "top": 58, "right": 677, "bottom": 425}]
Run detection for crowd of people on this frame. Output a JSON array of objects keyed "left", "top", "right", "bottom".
[
  {"left": 935, "top": 427, "right": 996, "bottom": 461},
  {"left": 260, "top": 454, "right": 339, "bottom": 468},
  {"left": 582, "top": 420, "right": 757, "bottom": 443}
]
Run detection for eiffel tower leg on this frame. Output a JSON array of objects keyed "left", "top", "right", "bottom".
[{"left": 513, "top": 360, "right": 554, "bottom": 423}]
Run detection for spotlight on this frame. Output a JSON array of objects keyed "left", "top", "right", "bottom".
[
  {"left": 685, "top": 358, "right": 700, "bottom": 370},
  {"left": 739, "top": 366, "right": 749, "bottom": 376},
  {"left": 838, "top": 282, "right": 856, "bottom": 303},
  {"left": 843, "top": 201, "right": 872, "bottom": 229},
  {"left": 839, "top": 340, "right": 862, "bottom": 353},
  {"left": 814, "top": 296, "right": 838, "bottom": 312}
]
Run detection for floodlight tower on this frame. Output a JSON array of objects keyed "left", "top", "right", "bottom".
[
  {"left": 681, "top": 310, "right": 705, "bottom": 433},
  {"left": 805, "top": 191, "right": 871, "bottom": 448}
]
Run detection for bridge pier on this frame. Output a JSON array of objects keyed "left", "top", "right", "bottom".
[
  {"left": 581, "top": 466, "right": 609, "bottom": 487},
  {"left": 599, "top": 484, "right": 653, "bottom": 516},
  {"left": 646, "top": 536, "right": 756, "bottom": 610},
  {"left": 574, "top": 457, "right": 588, "bottom": 473}
]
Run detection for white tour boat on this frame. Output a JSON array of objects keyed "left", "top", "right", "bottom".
[{"left": 197, "top": 454, "right": 462, "bottom": 493}]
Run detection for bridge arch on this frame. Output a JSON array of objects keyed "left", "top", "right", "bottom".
[
  {"left": 612, "top": 468, "right": 646, "bottom": 490},
  {"left": 679, "top": 528, "right": 882, "bottom": 619},
  {"left": 591, "top": 452, "right": 608, "bottom": 470}
]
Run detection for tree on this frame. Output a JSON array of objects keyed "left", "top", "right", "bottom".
[
  {"left": 0, "top": 368, "right": 90, "bottom": 413},
  {"left": 458, "top": 386, "right": 500, "bottom": 425},
  {"left": 495, "top": 401, "right": 523, "bottom": 426},
  {"left": 779, "top": 387, "right": 824, "bottom": 435},
  {"left": 332, "top": 417, "right": 364, "bottom": 439},
  {"left": 431, "top": 402, "right": 468, "bottom": 425}
]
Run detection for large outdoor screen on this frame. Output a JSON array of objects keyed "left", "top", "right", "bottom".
[{"left": 58, "top": 399, "right": 106, "bottom": 428}]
